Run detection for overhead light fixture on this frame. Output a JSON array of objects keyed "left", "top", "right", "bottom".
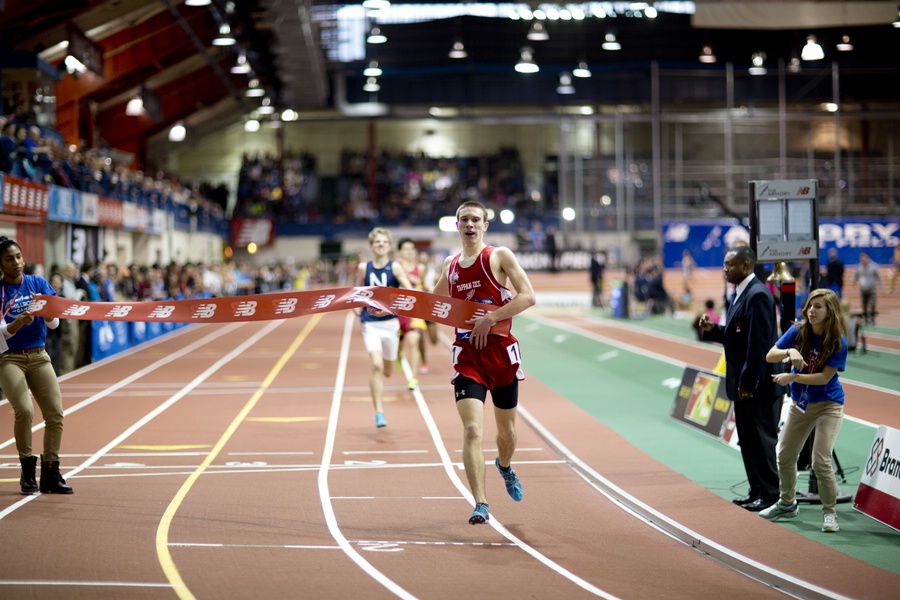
[
  {"left": 281, "top": 109, "right": 299, "bottom": 121},
  {"left": 125, "top": 93, "right": 144, "bottom": 116},
  {"left": 244, "top": 119, "right": 260, "bottom": 132},
  {"left": 572, "top": 61, "right": 591, "bottom": 78},
  {"left": 514, "top": 47, "right": 539, "bottom": 73},
  {"left": 363, "top": 77, "right": 381, "bottom": 92},
  {"left": 527, "top": 21, "right": 549, "bottom": 41},
  {"left": 601, "top": 32, "right": 621, "bottom": 51},
  {"left": 362, "top": 0, "right": 391, "bottom": 9},
  {"left": 556, "top": 72, "right": 575, "bottom": 94},
  {"left": 213, "top": 24, "right": 235, "bottom": 46},
  {"left": 258, "top": 98, "right": 275, "bottom": 114},
  {"left": 367, "top": 26, "right": 387, "bottom": 44},
  {"left": 894, "top": 5, "right": 900, "bottom": 27},
  {"left": 246, "top": 78, "right": 265, "bottom": 97},
  {"left": 836, "top": 35, "right": 853, "bottom": 51},
  {"left": 230, "top": 51, "right": 251, "bottom": 74},
  {"left": 363, "top": 61, "right": 382, "bottom": 77},
  {"left": 168, "top": 122, "right": 186, "bottom": 142},
  {"left": 448, "top": 39, "right": 467, "bottom": 59},
  {"left": 801, "top": 35, "right": 824, "bottom": 61},
  {"left": 749, "top": 52, "right": 767, "bottom": 75},
  {"left": 788, "top": 55, "right": 802, "bottom": 73},
  {"left": 185, "top": 0, "right": 211, "bottom": 5},
  {"left": 698, "top": 45, "right": 717, "bottom": 64}
]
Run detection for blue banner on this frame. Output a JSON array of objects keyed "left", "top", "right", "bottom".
[
  {"left": 663, "top": 217, "right": 899, "bottom": 268},
  {"left": 91, "top": 320, "right": 131, "bottom": 362},
  {"left": 48, "top": 186, "right": 84, "bottom": 223}
]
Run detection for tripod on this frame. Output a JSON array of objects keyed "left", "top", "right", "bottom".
[{"left": 795, "top": 428, "right": 853, "bottom": 504}]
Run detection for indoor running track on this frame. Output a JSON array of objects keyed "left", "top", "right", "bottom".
[{"left": 0, "top": 312, "right": 895, "bottom": 600}]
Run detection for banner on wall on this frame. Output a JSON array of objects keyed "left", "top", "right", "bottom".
[
  {"left": 663, "top": 218, "right": 899, "bottom": 268},
  {"left": 0, "top": 173, "right": 50, "bottom": 216},
  {"left": 854, "top": 425, "right": 900, "bottom": 532},
  {"left": 66, "top": 223, "right": 103, "bottom": 268},
  {"left": 669, "top": 367, "right": 735, "bottom": 442}
]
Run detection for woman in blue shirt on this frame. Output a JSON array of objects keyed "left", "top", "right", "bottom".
[
  {"left": 0, "top": 236, "right": 73, "bottom": 495},
  {"left": 760, "top": 288, "right": 847, "bottom": 532}
]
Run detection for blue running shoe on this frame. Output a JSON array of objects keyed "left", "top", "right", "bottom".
[
  {"left": 468, "top": 502, "right": 489, "bottom": 524},
  {"left": 375, "top": 412, "right": 387, "bottom": 428},
  {"left": 495, "top": 457, "right": 523, "bottom": 501}
]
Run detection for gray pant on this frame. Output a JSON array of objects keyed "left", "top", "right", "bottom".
[
  {"left": 776, "top": 401, "right": 844, "bottom": 513},
  {"left": 0, "top": 351, "right": 65, "bottom": 462}
]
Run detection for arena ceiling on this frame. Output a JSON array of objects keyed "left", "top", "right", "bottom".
[{"left": 0, "top": 1, "right": 898, "bottom": 163}]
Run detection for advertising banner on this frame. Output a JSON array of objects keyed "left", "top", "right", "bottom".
[
  {"left": 0, "top": 173, "right": 50, "bottom": 216},
  {"left": 670, "top": 367, "right": 735, "bottom": 441},
  {"left": 854, "top": 425, "right": 900, "bottom": 532}
]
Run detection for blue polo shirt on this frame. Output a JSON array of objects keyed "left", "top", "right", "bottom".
[{"left": 2, "top": 275, "right": 56, "bottom": 352}]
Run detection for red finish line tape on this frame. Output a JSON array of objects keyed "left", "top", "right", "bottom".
[{"left": 27, "top": 286, "right": 511, "bottom": 336}]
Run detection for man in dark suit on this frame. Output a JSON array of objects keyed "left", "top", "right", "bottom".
[{"left": 699, "top": 245, "right": 781, "bottom": 511}]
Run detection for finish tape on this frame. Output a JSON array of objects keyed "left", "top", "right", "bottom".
[{"left": 27, "top": 286, "right": 511, "bottom": 336}]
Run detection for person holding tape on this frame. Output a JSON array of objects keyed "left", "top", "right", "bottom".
[
  {"left": 0, "top": 236, "right": 73, "bottom": 495},
  {"left": 760, "top": 288, "right": 847, "bottom": 533}
]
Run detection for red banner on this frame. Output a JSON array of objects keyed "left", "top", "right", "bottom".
[
  {"left": 1, "top": 174, "right": 50, "bottom": 216},
  {"left": 27, "top": 286, "right": 511, "bottom": 335}
]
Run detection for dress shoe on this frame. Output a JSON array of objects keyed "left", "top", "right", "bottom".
[
  {"left": 741, "top": 498, "right": 776, "bottom": 512},
  {"left": 731, "top": 496, "right": 756, "bottom": 506}
]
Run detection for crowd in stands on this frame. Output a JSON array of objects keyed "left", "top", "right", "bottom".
[
  {"left": 31, "top": 255, "right": 363, "bottom": 376},
  {"left": 234, "top": 148, "right": 527, "bottom": 225},
  {"left": 0, "top": 113, "right": 227, "bottom": 220}
]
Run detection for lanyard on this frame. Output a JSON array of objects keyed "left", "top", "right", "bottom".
[{"left": 1, "top": 279, "right": 24, "bottom": 321}]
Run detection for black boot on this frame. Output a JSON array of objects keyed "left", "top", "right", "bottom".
[
  {"left": 19, "top": 456, "right": 38, "bottom": 494},
  {"left": 39, "top": 457, "right": 74, "bottom": 494}
]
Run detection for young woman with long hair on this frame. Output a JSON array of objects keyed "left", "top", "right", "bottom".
[{"left": 760, "top": 288, "right": 847, "bottom": 532}]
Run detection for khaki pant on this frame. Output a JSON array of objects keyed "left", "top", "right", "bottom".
[
  {"left": 0, "top": 350, "right": 64, "bottom": 462},
  {"left": 776, "top": 400, "right": 844, "bottom": 513}
]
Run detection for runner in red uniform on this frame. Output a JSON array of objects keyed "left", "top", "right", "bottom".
[{"left": 433, "top": 200, "right": 536, "bottom": 525}]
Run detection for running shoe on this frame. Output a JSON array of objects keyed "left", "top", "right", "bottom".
[
  {"left": 375, "top": 412, "right": 387, "bottom": 428},
  {"left": 495, "top": 457, "right": 523, "bottom": 501},
  {"left": 408, "top": 378, "right": 418, "bottom": 390},
  {"left": 822, "top": 513, "right": 840, "bottom": 532},
  {"left": 759, "top": 501, "right": 799, "bottom": 521},
  {"left": 468, "top": 502, "right": 489, "bottom": 524},
  {"left": 419, "top": 363, "right": 429, "bottom": 375}
]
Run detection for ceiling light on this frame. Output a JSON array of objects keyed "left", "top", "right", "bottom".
[
  {"left": 801, "top": 35, "right": 824, "bottom": 61},
  {"left": 448, "top": 40, "right": 467, "bottom": 59},
  {"left": 230, "top": 51, "right": 251, "bottom": 74},
  {"left": 836, "top": 35, "right": 853, "bottom": 51},
  {"left": 515, "top": 47, "right": 539, "bottom": 73},
  {"left": 125, "top": 95, "right": 144, "bottom": 116},
  {"left": 527, "top": 21, "right": 549, "bottom": 41},
  {"left": 246, "top": 78, "right": 265, "bottom": 97},
  {"left": 168, "top": 122, "right": 186, "bottom": 142},
  {"left": 244, "top": 119, "right": 260, "bottom": 132},
  {"left": 363, "top": 77, "right": 381, "bottom": 92},
  {"left": 788, "top": 56, "right": 801, "bottom": 73},
  {"left": 212, "top": 24, "right": 235, "bottom": 46},
  {"left": 894, "top": 5, "right": 900, "bottom": 27},
  {"left": 572, "top": 61, "right": 591, "bottom": 78},
  {"left": 556, "top": 72, "right": 575, "bottom": 94},
  {"left": 362, "top": 0, "right": 391, "bottom": 9},
  {"left": 184, "top": 0, "right": 211, "bottom": 5},
  {"left": 749, "top": 52, "right": 767, "bottom": 75},
  {"left": 601, "top": 33, "right": 621, "bottom": 51},
  {"left": 281, "top": 109, "right": 299, "bottom": 121},
  {"left": 367, "top": 26, "right": 387, "bottom": 44},
  {"left": 363, "top": 61, "right": 382, "bottom": 77},
  {"left": 698, "top": 45, "right": 717, "bottom": 64}
]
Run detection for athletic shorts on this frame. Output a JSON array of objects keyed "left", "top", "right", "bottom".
[
  {"left": 450, "top": 334, "right": 524, "bottom": 392},
  {"left": 399, "top": 316, "right": 428, "bottom": 334},
  {"left": 361, "top": 319, "right": 400, "bottom": 361}
]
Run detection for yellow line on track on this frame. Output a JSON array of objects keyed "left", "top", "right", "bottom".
[{"left": 155, "top": 314, "right": 324, "bottom": 599}]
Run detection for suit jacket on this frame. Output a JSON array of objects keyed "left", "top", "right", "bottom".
[{"left": 703, "top": 275, "right": 779, "bottom": 402}]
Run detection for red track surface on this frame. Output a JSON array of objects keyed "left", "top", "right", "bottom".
[{"left": 1, "top": 270, "right": 899, "bottom": 599}]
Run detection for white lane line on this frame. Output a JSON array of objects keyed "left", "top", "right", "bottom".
[
  {"left": 0, "top": 323, "right": 250, "bottom": 521},
  {"left": 518, "top": 406, "right": 855, "bottom": 600},
  {"left": 406, "top": 350, "right": 622, "bottom": 598},
  {"left": 317, "top": 311, "right": 417, "bottom": 600},
  {"left": 0, "top": 581, "right": 173, "bottom": 588}
]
